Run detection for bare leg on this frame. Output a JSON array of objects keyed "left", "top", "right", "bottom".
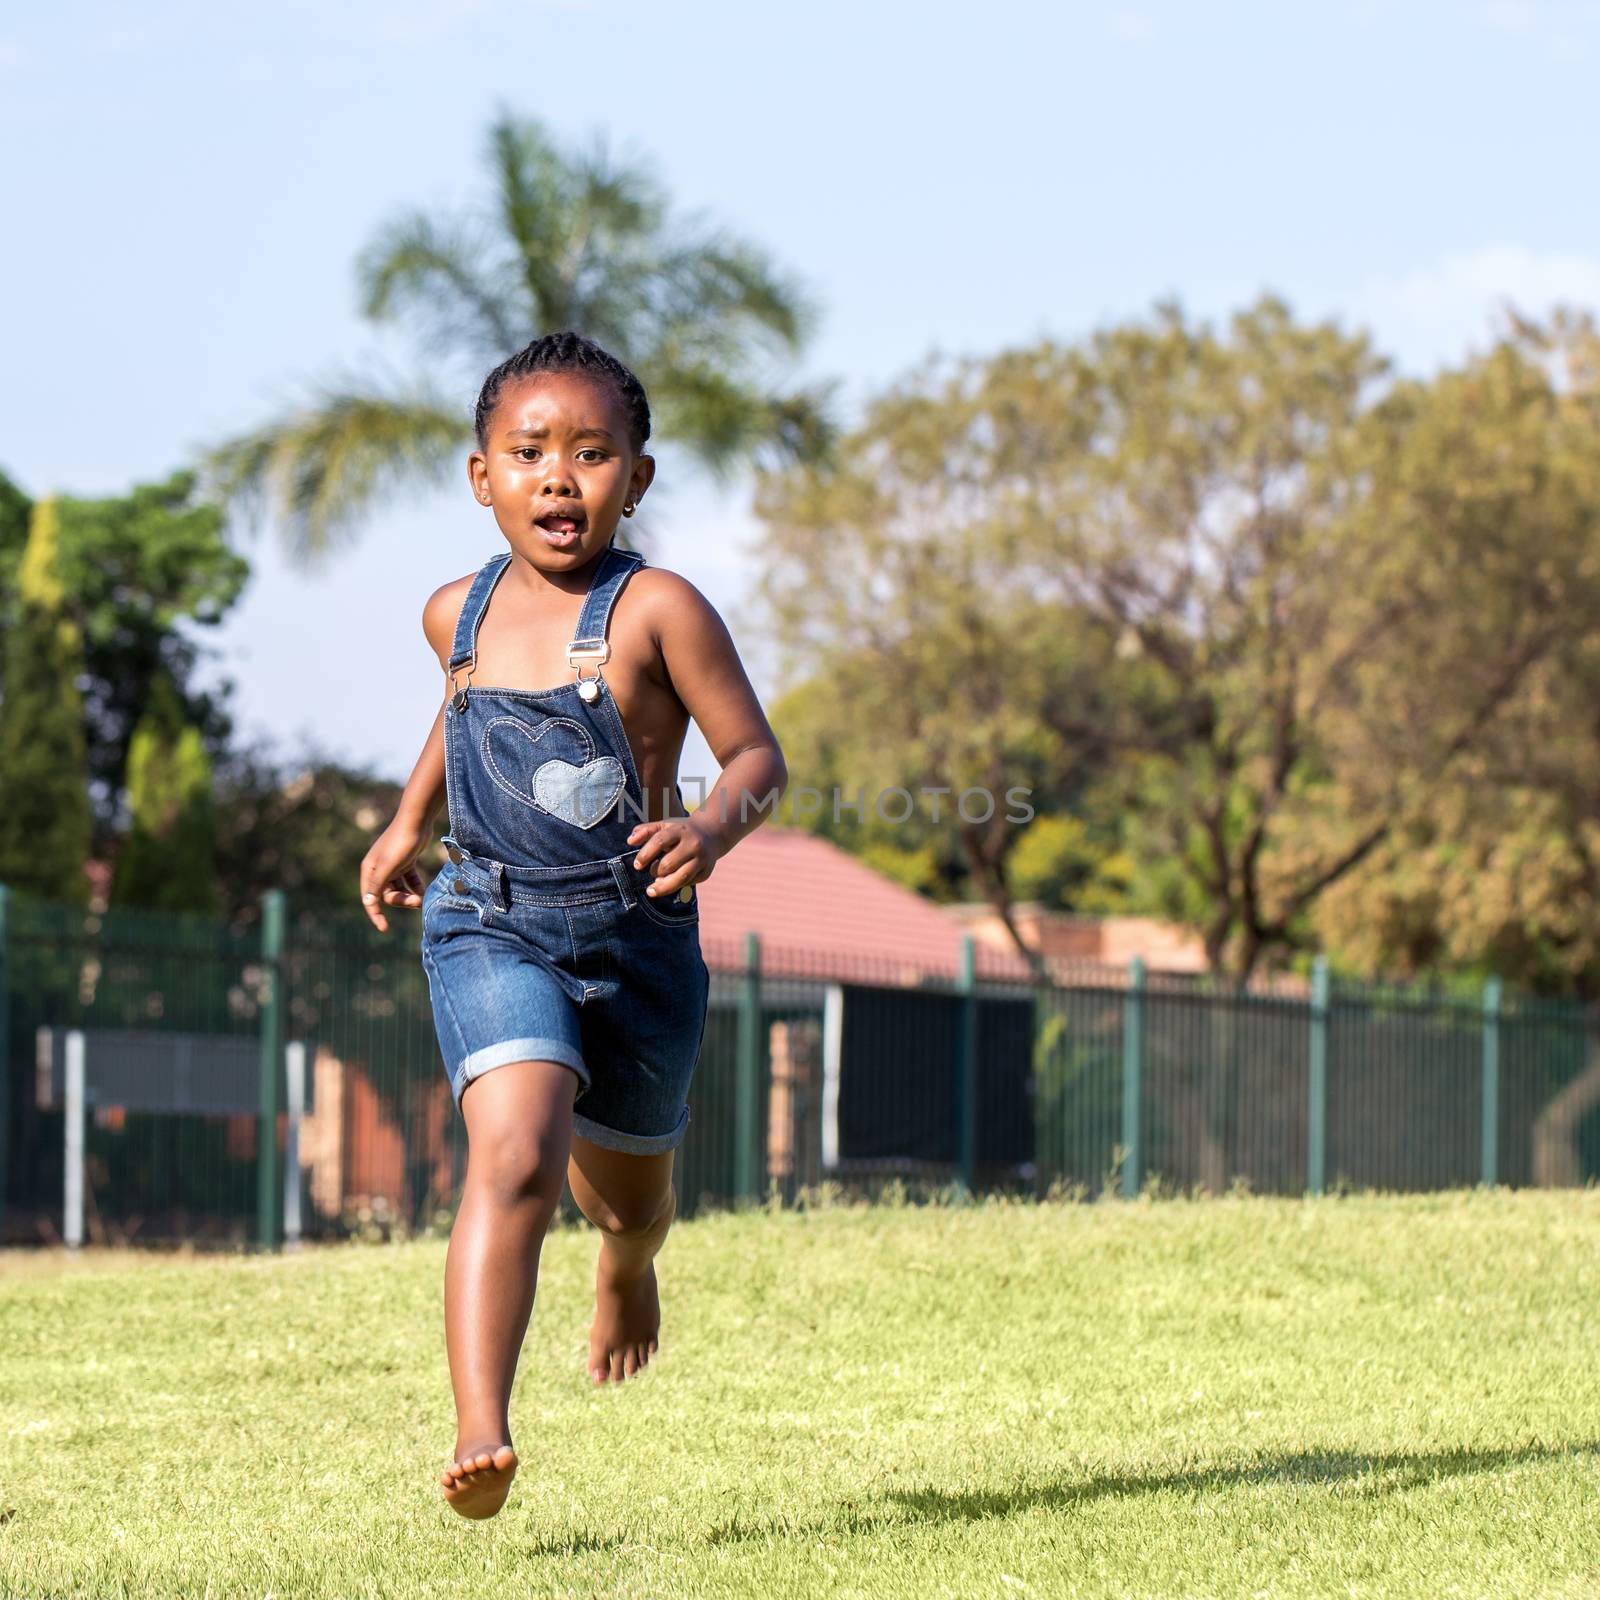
[
  {"left": 439, "top": 1060, "right": 577, "bottom": 1519},
  {"left": 566, "top": 1137, "right": 677, "bottom": 1384}
]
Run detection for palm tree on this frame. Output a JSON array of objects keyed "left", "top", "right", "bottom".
[{"left": 204, "top": 108, "right": 833, "bottom": 565}]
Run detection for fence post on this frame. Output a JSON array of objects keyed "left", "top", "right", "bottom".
[
  {"left": 64, "top": 1029, "right": 85, "bottom": 1249},
  {"left": 257, "top": 889, "right": 285, "bottom": 1250},
  {"left": 1121, "top": 956, "right": 1145, "bottom": 1198},
  {"left": 956, "top": 934, "right": 977, "bottom": 1193},
  {"left": 284, "top": 1039, "right": 306, "bottom": 1247},
  {"left": 820, "top": 984, "right": 844, "bottom": 1171},
  {"left": 1481, "top": 975, "right": 1502, "bottom": 1188},
  {"left": 1308, "top": 954, "right": 1330, "bottom": 1196},
  {"left": 734, "top": 931, "right": 762, "bottom": 1202}
]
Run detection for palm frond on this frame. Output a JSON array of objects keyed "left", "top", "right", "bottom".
[
  {"left": 356, "top": 212, "right": 522, "bottom": 359},
  {"left": 652, "top": 227, "right": 818, "bottom": 355},
  {"left": 202, "top": 379, "right": 469, "bottom": 566},
  {"left": 646, "top": 364, "right": 842, "bottom": 481},
  {"left": 207, "top": 108, "right": 829, "bottom": 567},
  {"left": 486, "top": 108, "right": 666, "bottom": 339},
  {"left": 761, "top": 379, "right": 842, "bottom": 467}
]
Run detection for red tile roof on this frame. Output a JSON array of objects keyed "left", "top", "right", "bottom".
[{"left": 695, "top": 826, "right": 1031, "bottom": 984}]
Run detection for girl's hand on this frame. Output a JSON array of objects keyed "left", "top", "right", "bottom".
[
  {"left": 627, "top": 815, "right": 722, "bottom": 898},
  {"left": 359, "top": 817, "right": 433, "bottom": 932}
]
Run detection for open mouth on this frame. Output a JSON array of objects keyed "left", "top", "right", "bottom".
[{"left": 534, "top": 509, "right": 586, "bottom": 543}]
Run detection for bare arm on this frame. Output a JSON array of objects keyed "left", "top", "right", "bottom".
[
  {"left": 393, "top": 700, "right": 448, "bottom": 831},
  {"left": 627, "top": 574, "right": 788, "bottom": 897},
  {"left": 394, "top": 574, "right": 476, "bottom": 829},
  {"left": 357, "top": 575, "right": 471, "bottom": 931}
]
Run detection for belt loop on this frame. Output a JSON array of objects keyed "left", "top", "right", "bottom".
[
  {"left": 609, "top": 854, "right": 638, "bottom": 910},
  {"left": 490, "top": 860, "right": 511, "bottom": 913}
]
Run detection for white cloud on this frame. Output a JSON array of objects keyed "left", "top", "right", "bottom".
[{"left": 1347, "top": 246, "right": 1600, "bottom": 373}]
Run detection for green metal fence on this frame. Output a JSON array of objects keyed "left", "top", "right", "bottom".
[{"left": 3, "top": 883, "right": 1597, "bottom": 1246}]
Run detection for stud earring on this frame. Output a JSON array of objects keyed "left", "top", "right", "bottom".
[{"left": 622, "top": 501, "right": 636, "bottom": 518}]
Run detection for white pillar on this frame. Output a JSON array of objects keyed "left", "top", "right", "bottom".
[
  {"left": 63, "top": 1029, "right": 85, "bottom": 1250},
  {"left": 283, "top": 1040, "right": 306, "bottom": 1247},
  {"left": 821, "top": 984, "right": 844, "bottom": 1171}
]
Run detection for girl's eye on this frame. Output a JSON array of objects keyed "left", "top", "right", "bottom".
[
  {"left": 578, "top": 449, "right": 606, "bottom": 463},
  {"left": 515, "top": 448, "right": 540, "bottom": 460}
]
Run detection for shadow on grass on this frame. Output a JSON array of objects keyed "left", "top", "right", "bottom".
[
  {"left": 515, "top": 1439, "right": 1596, "bottom": 1557},
  {"left": 872, "top": 1440, "right": 1599, "bottom": 1531}
]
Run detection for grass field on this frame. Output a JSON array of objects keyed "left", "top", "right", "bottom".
[{"left": 2, "top": 1190, "right": 1597, "bottom": 1599}]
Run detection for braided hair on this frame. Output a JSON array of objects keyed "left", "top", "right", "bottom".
[{"left": 473, "top": 331, "right": 652, "bottom": 453}]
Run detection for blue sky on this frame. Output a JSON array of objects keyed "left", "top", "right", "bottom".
[{"left": 3, "top": 0, "right": 1598, "bottom": 787}]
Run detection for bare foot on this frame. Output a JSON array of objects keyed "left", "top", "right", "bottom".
[
  {"left": 439, "top": 1443, "right": 518, "bottom": 1520},
  {"left": 589, "top": 1256, "right": 660, "bottom": 1384}
]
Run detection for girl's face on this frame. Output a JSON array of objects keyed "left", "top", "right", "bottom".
[{"left": 468, "top": 370, "right": 654, "bottom": 570}]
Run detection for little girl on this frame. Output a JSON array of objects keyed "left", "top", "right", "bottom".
[{"left": 359, "top": 331, "right": 787, "bottom": 1520}]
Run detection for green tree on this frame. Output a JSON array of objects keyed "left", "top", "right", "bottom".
[
  {"left": 206, "top": 109, "right": 833, "bottom": 565},
  {"left": 0, "top": 498, "right": 95, "bottom": 901},
  {"left": 0, "top": 467, "right": 248, "bottom": 848},
  {"left": 757, "top": 296, "right": 1593, "bottom": 984},
  {"left": 110, "top": 671, "right": 219, "bottom": 913},
  {"left": 210, "top": 741, "right": 415, "bottom": 926},
  {"left": 1312, "top": 312, "right": 1600, "bottom": 996},
  {"left": 753, "top": 368, "right": 1136, "bottom": 974},
  {"left": 1006, "top": 811, "right": 1134, "bottom": 915}
]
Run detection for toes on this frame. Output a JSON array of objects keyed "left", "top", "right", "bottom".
[
  {"left": 472, "top": 1451, "right": 494, "bottom": 1473},
  {"left": 492, "top": 1446, "right": 518, "bottom": 1473},
  {"left": 623, "top": 1347, "right": 640, "bottom": 1378}
]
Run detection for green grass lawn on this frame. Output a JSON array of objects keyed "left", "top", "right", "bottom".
[{"left": 1, "top": 1190, "right": 1597, "bottom": 1599}]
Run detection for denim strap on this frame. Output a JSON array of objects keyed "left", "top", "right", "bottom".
[
  {"left": 569, "top": 546, "right": 647, "bottom": 655},
  {"left": 447, "top": 553, "right": 513, "bottom": 673}
]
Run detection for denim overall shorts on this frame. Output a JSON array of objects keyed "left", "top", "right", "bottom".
[{"left": 418, "top": 543, "right": 710, "bottom": 1154}]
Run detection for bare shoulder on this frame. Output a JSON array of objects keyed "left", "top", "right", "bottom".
[
  {"left": 623, "top": 565, "right": 726, "bottom": 637},
  {"left": 623, "top": 563, "right": 750, "bottom": 708},
  {"left": 422, "top": 573, "right": 477, "bottom": 667}
]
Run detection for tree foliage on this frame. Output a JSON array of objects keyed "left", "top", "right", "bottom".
[
  {"left": 1312, "top": 313, "right": 1600, "bottom": 993},
  {"left": 755, "top": 297, "right": 1600, "bottom": 989},
  {"left": 0, "top": 467, "right": 247, "bottom": 846},
  {"left": 209, "top": 742, "right": 414, "bottom": 927},
  {"left": 0, "top": 499, "right": 95, "bottom": 901},
  {"left": 110, "top": 671, "right": 219, "bottom": 913}
]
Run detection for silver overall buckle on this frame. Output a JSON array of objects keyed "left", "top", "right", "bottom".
[
  {"left": 449, "top": 652, "right": 475, "bottom": 714},
  {"left": 567, "top": 636, "right": 609, "bottom": 704}
]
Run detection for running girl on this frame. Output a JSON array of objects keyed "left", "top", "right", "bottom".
[{"left": 359, "top": 332, "right": 787, "bottom": 1519}]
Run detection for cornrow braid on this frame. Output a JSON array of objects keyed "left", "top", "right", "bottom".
[{"left": 473, "top": 330, "right": 652, "bottom": 453}]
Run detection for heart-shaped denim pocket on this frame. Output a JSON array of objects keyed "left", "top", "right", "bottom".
[
  {"left": 483, "top": 714, "right": 591, "bottom": 802},
  {"left": 532, "top": 755, "right": 626, "bottom": 829}
]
